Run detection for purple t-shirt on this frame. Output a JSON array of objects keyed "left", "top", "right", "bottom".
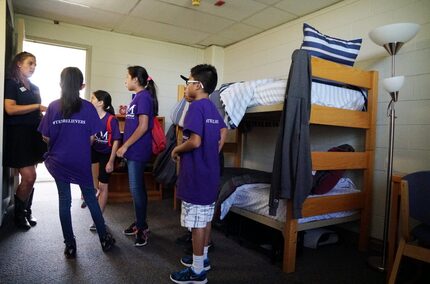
[
  {"left": 38, "top": 99, "right": 103, "bottom": 187},
  {"left": 177, "top": 98, "right": 227, "bottom": 205},
  {"left": 92, "top": 114, "right": 122, "bottom": 154},
  {"left": 123, "top": 89, "right": 154, "bottom": 162}
]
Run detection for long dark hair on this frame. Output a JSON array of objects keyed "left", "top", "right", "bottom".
[
  {"left": 8, "top": 51, "right": 35, "bottom": 83},
  {"left": 93, "top": 90, "right": 115, "bottom": 115},
  {"left": 127, "top": 66, "right": 159, "bottom": 116},
  {"left": 60, "top": 67, "right": 83, "bottom": 118}
]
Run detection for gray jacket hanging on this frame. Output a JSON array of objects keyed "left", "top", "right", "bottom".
[{"left": 269, "top": 49, "right": 313, "bottom": 219}]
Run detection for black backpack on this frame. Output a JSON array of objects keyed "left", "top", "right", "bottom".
[{"left": 152, "top": 125, "right": 177, "bottom": 188}]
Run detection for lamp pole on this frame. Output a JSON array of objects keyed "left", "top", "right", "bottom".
[
  {"left": 368, "top": 22, "right": 420, "bottom": 272},
  {"left": 379, "top": 43, "right": 401, "bottom": 271},
  {"left": 368, "top": 55, "right": 399, "bottom": 272}
]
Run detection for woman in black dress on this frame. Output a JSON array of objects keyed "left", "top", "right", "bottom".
[{"left": 4, "top": 52, "right": 47, "bottom": 229}]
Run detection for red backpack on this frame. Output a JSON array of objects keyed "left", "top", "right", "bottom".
[
  {"left": 152, "top": 117, "right": 166, "bottom": 155},
  {"left": 106, "top": 114, "right": 114, "bottom": 147}
]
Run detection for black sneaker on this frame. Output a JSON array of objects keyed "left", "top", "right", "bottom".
[
  {"left": 175, "top": 231, "right": 192, "bottom": 245},
  {"left": 170, "top": 267, "right": 207, "bottom": 284},
  {"left": 123, "top": 222, "right": 137, "bottom": 236},
  {"left": 100, "top": 233, "right": 116, "bottom": 252},
  {"left": 180, "top": 255, "right": 211, "bottom": 271},
  {"left": 135, "top": 228, "right": 149, "bottom": 247},
  {"left": 64, "top": 240, "right": 76, "bottom": 259}
]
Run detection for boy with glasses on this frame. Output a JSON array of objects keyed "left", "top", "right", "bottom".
[{"left": 170, "top": 64, "right": 227, "bottom": 283}]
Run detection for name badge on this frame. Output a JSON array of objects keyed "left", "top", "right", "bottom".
[{"left": 19, "top": 87, "right": 27, "bottom": 92}]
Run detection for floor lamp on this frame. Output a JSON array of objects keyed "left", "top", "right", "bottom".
[{"left": 367, "top": 23, "right": 420, "bottom": 271}]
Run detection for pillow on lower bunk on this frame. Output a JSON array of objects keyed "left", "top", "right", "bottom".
[
  {"left": 301, "top": 23, "right": 362, "bottom": 66},
  {"left": 312, "top": 144, "right": 355, "bottom": 194}
]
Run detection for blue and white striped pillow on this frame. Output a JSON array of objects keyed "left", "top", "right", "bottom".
[{"left": 301, "top": 23, "right": 362, "bottom": 66}]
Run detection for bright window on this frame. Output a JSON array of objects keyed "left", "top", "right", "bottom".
[{"left": 23, "top": 40, "right": 87, "bottom": 106}]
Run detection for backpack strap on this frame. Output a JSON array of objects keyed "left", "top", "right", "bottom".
[{"left": 106, "top": 114, "right": 114, "bottom": 147}]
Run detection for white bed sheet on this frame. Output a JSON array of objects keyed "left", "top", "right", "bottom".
[
  {"left": 220, "top": 79, "right": 366, "bottom": 128},
  {"left": 248, "top": 80, "right": 366, "bottom": 111},
  {"left": 310, "top": 81, "right": 366, "bottom": 111},
  {"left": 220, "top": 178, "right": 359, "bottom": 224}
]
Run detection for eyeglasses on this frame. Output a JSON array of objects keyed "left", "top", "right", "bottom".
[
  {"left": 185, "top": 80, "right": 204, "bottom": 89},
  {"left": 185, "top": 80, "right": 199, "bottom": 85}
]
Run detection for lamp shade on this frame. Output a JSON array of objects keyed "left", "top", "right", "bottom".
[
  {"left": 382, "top": 76, "right": 404, "bottom": 93},
  {"left": 369, "top": 23, "right": 420, "bottom": 46}
]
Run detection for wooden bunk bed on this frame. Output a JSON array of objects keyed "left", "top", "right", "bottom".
[
  {"left": 223, "top": 57, "right": 378, "bottom": 273},
  {"left": 174, "top": 56, "right": 378, "bottom": 273}
]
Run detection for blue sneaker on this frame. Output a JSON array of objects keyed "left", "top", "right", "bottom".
[
  {"left": 180, "top": 255, "right": 211, "bottom": 271},
  {"left": 170, "top": 267, "right": 207, "bottom": 284}
]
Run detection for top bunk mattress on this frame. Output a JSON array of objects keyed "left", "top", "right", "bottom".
[{"left": 219, "top": 79, "right": 366, "bottom": 129}]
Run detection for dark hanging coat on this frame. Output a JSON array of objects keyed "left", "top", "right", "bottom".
[{"left": 269, "top": 49, "right": 313, "bottom": 219}]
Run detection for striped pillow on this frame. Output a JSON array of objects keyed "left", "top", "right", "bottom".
[{"left": 301, "top": 23, "right": 362, "bottom": 66}]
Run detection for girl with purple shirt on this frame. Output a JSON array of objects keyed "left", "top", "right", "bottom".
[
  {"left": 38, "top": 67, "right": 115, "bottom": 258},
  {"left": 89, "top": 90, "right": 121, "bottom": 231},
  {"left": 116, "top": 66, "right": 158, "bottom": 246}
]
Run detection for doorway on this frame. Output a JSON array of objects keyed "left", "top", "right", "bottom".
[{"left": 23, "top": 40, "right": 88, "bottom": 182}]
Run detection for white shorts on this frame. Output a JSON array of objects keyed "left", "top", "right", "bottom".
[{"left": 181, "top": 201, "right": 215, "bottom": 229}]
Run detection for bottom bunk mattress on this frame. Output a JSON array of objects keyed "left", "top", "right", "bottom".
[{"left": 220, "top": 178, "right": 359, "bottom": 224}]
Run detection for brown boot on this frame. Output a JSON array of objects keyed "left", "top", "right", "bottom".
[{"left": 14, "top": 195, "right": 31, "bottom": 230}]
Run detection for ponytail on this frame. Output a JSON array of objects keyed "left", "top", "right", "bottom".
[
  {"left": 127, "top": 66, "right": 159, "bottom": 116},
  {"left": 146, "top": 79, "right": 159, "bottom": 116},
  {"left": 60, "top": 67, "right": 83, "bottom": 118},
  {"left": 93, "top": 90, "right": 115, "bottom": 115},
  {"left": 104, "top": 104, "right": 115, "bottom": 116}
]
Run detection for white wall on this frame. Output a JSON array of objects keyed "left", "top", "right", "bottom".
[
  {"left": 203, "top": 45, "right": 224, "bottom": 88},
  {"left": 223, "top": 0, "right": 430, "bottom": 239},
  {"left": 16, "top": 14, "right": 205, "bottom": 129}
]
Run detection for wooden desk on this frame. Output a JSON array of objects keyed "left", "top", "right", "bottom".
[
  {"left": 109, "top": 171, "right": 162, "bottom": 203},
  {"left": 108, "top": 115, "right": 164, "bottom": 203},
  {"left": 387, "top": 173, "right": 406, "bottom": 279}
]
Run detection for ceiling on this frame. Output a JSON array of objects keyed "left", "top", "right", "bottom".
[{"left": 12, "top": 0, "right": 342, "bottom": 48}]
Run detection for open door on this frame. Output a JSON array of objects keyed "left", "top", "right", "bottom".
[{"left": 0, "top": 2, "right": 23, "bottom": 226}]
